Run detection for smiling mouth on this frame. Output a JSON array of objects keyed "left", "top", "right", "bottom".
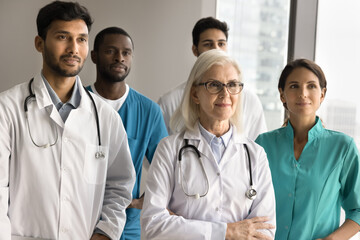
[
  {"left": 215, "top": 103, "right": 231, "bottom": 107},
  {"left": 62, "top": 57, "right": 80, "bottom": 65},
  {"left": 296, "top": 102, "right": 310, "bottom": 106},
  {"left": 111, "top": 64, "right": 127, "bottom": 72}
]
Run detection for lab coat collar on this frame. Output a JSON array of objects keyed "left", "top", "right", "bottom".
[
  {"left": 32, "top": 72, "right": 93, "bottom": 114},
  {"left": 183, "top": 121, "right": 248, "bottom": 145}
]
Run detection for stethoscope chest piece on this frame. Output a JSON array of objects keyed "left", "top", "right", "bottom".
[
  {"left": 95, "top": 151, "right": 105, "bottom": 159},
  {"left": 245, "top": 186, "right": 257, "bottom": 200}
]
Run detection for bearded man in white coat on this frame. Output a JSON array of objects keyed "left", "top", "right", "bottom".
[{"left": 0, "top": 1, "right": 135, "bottom": 240}]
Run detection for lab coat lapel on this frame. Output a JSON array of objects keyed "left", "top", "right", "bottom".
[
  {"left": 64, "top": 77, "right": 94, "bottom": 129},
  {"left": 219, "top": 126, "right": 247, "bottom": 167},
  {"left": 183, "top": 124, "right": 215, "bottom": 164},
  {"left": 32, "top": 73, "right": 64, "bottom": 127}
]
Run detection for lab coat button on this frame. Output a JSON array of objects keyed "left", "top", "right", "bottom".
[
  {"left": 217, "top": 172, "right": 220, "bottom": 176},
  {"left": 215, "top": 207, "right": 219, "bottom": 211},
  {"left": 63, "top": 137, "right": 68, "bottom": 143}
]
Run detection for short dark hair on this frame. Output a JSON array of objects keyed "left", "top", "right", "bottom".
[
  {"left": 278, "top": 58, "right": 327, "bottom": 91},
  {"left": 36, "top": 1, "right": 93, "bottom": 40},
  {"left": 93, "top": 27, "right": 134, "bottom": 52},
  {"left": 192, "top": 17, "right": 229, "bottom": 47}
]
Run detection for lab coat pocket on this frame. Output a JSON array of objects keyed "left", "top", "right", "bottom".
[{"left": 83, "top": 144, "right": 109, "bottom": 185}]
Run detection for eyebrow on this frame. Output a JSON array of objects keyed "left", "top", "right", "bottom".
[
  {"left": 208, "top": 79, "right": 239, "bottom": 82},
  {"left": 287, "top": 80, "right": 318, "bottom": 85},
  {"left": 201, "top": 39, "right": 227, "bottom": 43},
  {"left": 105, "top": 46, "right": 133, "bottom": 51},
  {"left": 54, "top": 30, "right": 88, "bottom": 37}
]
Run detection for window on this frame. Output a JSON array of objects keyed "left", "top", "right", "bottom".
[
  {"left": 217, "top": 0, "right": 291, "bottom": 130},
  {"left": 316, "top": 0, "right": 360, "bottom": 150}
]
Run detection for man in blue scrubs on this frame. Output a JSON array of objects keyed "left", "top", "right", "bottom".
[{"left": 87, "top": 27, "right": 168, "bottom": 240}]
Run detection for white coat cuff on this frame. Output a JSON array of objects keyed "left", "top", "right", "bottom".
[
  {"left": 212, "top": 222, "right": 227, "bottom": 239},
  {"left": 96, "top": 221, "right": 118, "bottom": 240}
]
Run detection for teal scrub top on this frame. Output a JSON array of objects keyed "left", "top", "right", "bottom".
[
  {"left": 87, "top": 86, "right": 168, "bottom": 240},
  {"left": 256, "top": 117, "right": 360, "bottom": 240}
]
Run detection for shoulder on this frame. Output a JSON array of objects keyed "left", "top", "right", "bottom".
[
  {"left": 321, "top": 128, "right": 355, "bottom": 146},
  {"left": 157, "top": 130, "right": 185, "bottom": 151},
  {"left": 126, "top": 88, "right": 163, "bottom": 116},
  {"left": 0, "top": 82, "right": 28, "bottom": 112},
  {"left": 129, "top": 88, "right": 160, "bottom": 108},
  {"left": 0, "top": 82, "right": 27, "bottom": 101},
  {"left": 158, "top": 82, "right": 186, "bottom": 105},
  {"left": 256, "top": 127, "right": 286, "bottom": 142}
]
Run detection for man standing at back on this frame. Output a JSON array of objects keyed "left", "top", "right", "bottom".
[
  {"left": 88, "top": 27, "right": 168, "bottom": 240},
  {"left": 158, "top": 17, "right": 267, "bottom": 139},
  {"left": 0, "top": 2, "right": 135, "bottom": 240}
]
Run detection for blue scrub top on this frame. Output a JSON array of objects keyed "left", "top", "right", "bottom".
[
  {"left": 87, "top": 86, "right": 168, "bottom": 240},
  {"left": 256, "top": 117, "right": 360, "bottom": 240}
]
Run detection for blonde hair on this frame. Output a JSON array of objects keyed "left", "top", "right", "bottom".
[{"left": 170, "top": 49, "right": 243, "bottom": 133}]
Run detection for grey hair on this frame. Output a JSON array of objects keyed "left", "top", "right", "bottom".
[{"left": 170, "top": 49, "right": 243, "bottom": 133}]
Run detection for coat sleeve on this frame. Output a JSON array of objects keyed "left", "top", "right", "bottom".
[
  {"left": 340, "top": 138, "right": 360, "bottom": 226},
  {"left": 96, "top": 112, "right": 136, "bottom": 240},
  {"left": 140, "top": 137, "right": 227, "bottom": 240},
  {"left": 0, "top": 101, "right": 12, "bottom": 240},
  {"left": 246, "top": 144, "right": 276, "bottom": 238}
]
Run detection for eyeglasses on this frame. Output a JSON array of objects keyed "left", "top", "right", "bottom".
[{"left": 197, "top": 80, "right": 244, "bottom": 95}]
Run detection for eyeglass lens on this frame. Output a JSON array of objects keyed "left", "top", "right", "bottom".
[{"left": 206, "top": 81, "right": 243, "bottom": 94}]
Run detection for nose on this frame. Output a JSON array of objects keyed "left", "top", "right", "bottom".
[
  {"left": 218, "top": 85, "right": 231, "bottom": 98},
  {"left": 114, "top": 52, "right": 125, "bottom": 63},
  {"left": 299, "top": 86, "right": 308, "bottom": 98},
  {"left": 66, "top": 39, "right": 79, "bottom": 55}
]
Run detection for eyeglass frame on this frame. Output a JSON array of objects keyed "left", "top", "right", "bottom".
[{"left": 196, "top": 80, "right": 244, "bottom": 95}]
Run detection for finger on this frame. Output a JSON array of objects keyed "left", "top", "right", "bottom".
[
  {"left": 254, "top": 222, "right": 276, "bottom": 230},
  {"left": 253, "top": 231, "right": 273, "bottom": 240},
  {"left": 250, "top": 216, "right": 271, "bottom": 223}
]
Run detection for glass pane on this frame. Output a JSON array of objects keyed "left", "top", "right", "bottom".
[
  {"left": 316, "top": 2, "right": 360, "bottom": 239},
  {"left": 316, "top": 0, "right": 360, "bottom": 150},
  {"left": 217, "top": 0, "right": 291, "bottom": 130}
]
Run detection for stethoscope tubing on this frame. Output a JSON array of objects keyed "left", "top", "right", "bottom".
[
  {"left": 178, "top": 138, "right": 256, "bottom": 200},
  {"left": 24, "top": 78, "right": 102, "bottom": 151}
]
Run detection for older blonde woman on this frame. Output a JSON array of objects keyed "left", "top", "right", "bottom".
[{"left": 141, "top": 49, "right": 276, "bottom": 240}]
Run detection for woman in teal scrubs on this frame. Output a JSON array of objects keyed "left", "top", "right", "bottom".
[{"left": 256, "top": 59, "right": 360, "bottom": 240}]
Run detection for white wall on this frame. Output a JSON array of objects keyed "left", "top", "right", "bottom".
[{"left": 0, "top": 0, "right": 216, "bottom": 102}]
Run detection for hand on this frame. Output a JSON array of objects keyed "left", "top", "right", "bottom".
[
  {"left": 90, "top": 233, "right": 110, "bottom": 240},
  {"left": 127, "top": 195, "right": 144, "bottom": 209},
  {"left": 225, "top": 216, "right": 275, "bottom": 240}
]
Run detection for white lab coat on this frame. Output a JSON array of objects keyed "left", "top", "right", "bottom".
[
  {"left": 0, "top": 73, "right": 136, "bottom": 240},
  {"left": 141, "top": 124, "right": 276, "bottom": 240},
  {"left": 157, "top": 81, "right": 267, "bottom": 140}
]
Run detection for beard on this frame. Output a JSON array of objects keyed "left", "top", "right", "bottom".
[
  {"left": 99, "top": 64, "right": 131, "bottom": 83},
  {"left": 43, "top": 44, "right": 84, "bottom": 77}
]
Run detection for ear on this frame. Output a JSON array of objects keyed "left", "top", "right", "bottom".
[
  {"left": 320, "top": 87, "right": 327, "bottom": 103},
  {"left": 192, "top": 45, "right": 199, "bottom": 57},
  {"left": 191, "top": 86, "right": 200, "bottom": 104},
  {"left": 34, "top": 36, "right": 44, "bottom": 53},
  {"left": 91, "top": 50, "right": 97, "bottom": 64},
  {"left": 279, "top": 88, "right": 286, "bottom": 104}
]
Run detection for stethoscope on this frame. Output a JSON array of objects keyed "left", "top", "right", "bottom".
[
  {"left": 24, "top": 78, "right": 105, "bottom": 159},
  {"left": 178, "top": 139, "right": 257, "bottom": 200}
]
